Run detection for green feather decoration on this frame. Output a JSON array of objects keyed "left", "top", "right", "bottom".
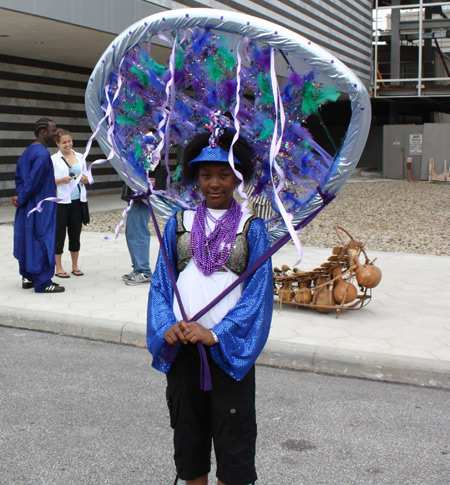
[
  {"left": 316, "top": 85, "right": 340, "bottom": 105},
  {"left": 175, "top": 49, "right": 185, "bottom": 72},
  {"left": 122, "top": 102, "right": 134, "bottom": 113},
  {"left": 140, "top": 53, "right": 166, "bottom": 77},
  {"left": 301, "top": 81, "right": 340, "bottom": 116},
  {"left": 123, "top": 102, "right": 134, "bottom": 112},
  {"left": 135, "top": 99, "right": 146, "bottom": 116},
  {"left": 149, "top": 58, "right": 166, "bottom": 77},
  {"left": 301, "top": 81, "right": 316, "bottom": 116},
  {"left": 134, "top": 138, "right": 142, "bottom": 159},
  {"left": 172, "top": 164, "right": 183, "bottom": 182},
  {"left": 205, "top": 56, "right": 224, "bottom": 81},
  {"left": 131, "top": 66, "right": 150, "bottom": 87},
  {"left": 122, "top": 99, "right": 146, "bottom": 117},
  {"left": 115, "top": 114, "right": 137, "bottom": 126},
  {"left": 256, "top": 118, "right": 275, "bottom": 141},
  {"left": 217, "top": 46, "right": 235, "bottom": 71},
  {"left": 258, "top": 73, "right": 273, "bottom": 105}
]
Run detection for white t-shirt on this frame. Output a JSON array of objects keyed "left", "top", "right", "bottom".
[
  {"left": 173, "top": 208, "right": 253, "bottom": 329},
  {"left": 51, "top": 150, "right": 87, "bottom": 204}
]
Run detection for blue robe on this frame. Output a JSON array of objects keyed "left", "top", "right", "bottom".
[
  {"left": 14, "top": 143, "right": 56, "bottom": 279},
  {"left": 147, "top": 211, "right": 273, "bottom": 381}
]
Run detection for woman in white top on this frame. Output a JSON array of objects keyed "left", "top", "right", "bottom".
[{"left": 51, "top": 129, "right": 88, "bottom": 278}]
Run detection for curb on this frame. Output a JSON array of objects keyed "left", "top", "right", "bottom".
[
  {"left": 0, "top": 306, "right": 146, "bottom": 348},
  {"left": 259, "top": 341, "right": 450, "bottom": 389},
  {"left": 1, "top": 306, "right": 449, "bottom": 389}
]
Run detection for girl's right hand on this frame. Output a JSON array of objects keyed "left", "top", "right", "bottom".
[{"left": 164, "top": 321, "right": 189, "bottom": 346}]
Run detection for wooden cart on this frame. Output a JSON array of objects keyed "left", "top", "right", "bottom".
[{"left": 273, "top": 226, "right": 382, "bottom": 318}]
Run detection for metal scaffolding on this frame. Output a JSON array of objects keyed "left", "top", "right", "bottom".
[{"left": 373, "top": 0, "right": 450, "bottom": 97}]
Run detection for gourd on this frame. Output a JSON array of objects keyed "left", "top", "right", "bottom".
[
  {"left": 278, "top": 280, "right": 295, "bottom": 301},
  {"left": 348, "top": 248, "right": 382, "bottom": 289},
  {"left": 294, "top": 280, "right": 312, "bottom": 305},
  {"left": 332, "top": 266, "right": 357, "bottom": 304},
  {"left": 314, "top": 276, "right": 335, "bottom": 313}
]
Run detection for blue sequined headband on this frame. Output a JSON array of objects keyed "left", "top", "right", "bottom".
[{"left": 188, "top": 145, "right": 242, "bottom": 168}]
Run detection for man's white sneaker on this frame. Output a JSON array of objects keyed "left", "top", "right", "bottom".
[{"left": 125, "top": 272, "right": 152, "bottom": 286}]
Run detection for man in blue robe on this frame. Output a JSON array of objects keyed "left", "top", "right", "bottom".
[{"left": 11, "top": 118, "right": 65, "bottom": 293}]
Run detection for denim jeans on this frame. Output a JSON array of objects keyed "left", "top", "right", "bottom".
[{"left": 125, "top": 202, "right": 152, "bottom": 277}]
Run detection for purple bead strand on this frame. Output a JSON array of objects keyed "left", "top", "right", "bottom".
[{"left": 190, "top": 199, "right": 242, "bottom": 276}]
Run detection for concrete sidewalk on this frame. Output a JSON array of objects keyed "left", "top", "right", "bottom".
[{"left": 1, "top": 194, "right": 450, "bottom": 389}]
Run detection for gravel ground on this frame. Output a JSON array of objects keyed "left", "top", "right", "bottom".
[{"left": 84, "top": 179, "right": 450, "bottom": 256}]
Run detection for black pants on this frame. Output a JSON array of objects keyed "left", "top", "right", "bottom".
[
  {"left": 55, "top": 200, "right": 82, "bottom": 254},
  {"left": 166, "top": 344, "right": 257, "bottom": 485}
]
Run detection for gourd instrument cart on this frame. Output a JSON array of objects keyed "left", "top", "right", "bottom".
[{"left": 273, "top": 226, "right": 382, "bottom": 318}]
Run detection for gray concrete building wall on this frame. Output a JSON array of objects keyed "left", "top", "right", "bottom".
[
  {"left": 0, "top": 55, "right": 120, "bottom": 198},
  {"left": 0, "top": 0, "right": 373, "bottom": 199},
  {"left": 0, "top": 0, "right": 161, "bottom": 34},
  {"left": 0, "top": 0, "right": 372, "bottom": 85}
]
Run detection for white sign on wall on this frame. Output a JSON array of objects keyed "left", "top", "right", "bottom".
[{"left": 409, "top": 134, "right": 423, "bottom": 155}]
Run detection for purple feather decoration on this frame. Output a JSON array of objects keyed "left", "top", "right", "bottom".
[
  {"left": 284, "top": 83, "right": 294, "bottom": 103},
  {"left": 191, "top": 28, "right": 212, "bottom": 55},
  {"left": 205, "top": 86, "right": 218, "bottom": 107},
  {"left": 170, "top": 123, "right": 182, "bottom": 138},
  {"left": 129, "top": 78, "right": 142, "bottom": 92},
  {"left": 175, "top": 100, "right": 192, "bottom": 120},
  {"left": 174, "top": 69, "right": 186, "bottom": 86},
  {"left": 254, "top": 45, "right": 271, "bottom": 71},
  {"left": 162, "top": 70, "right": 172, "bottom": 84},
  {"left": 223, "top": 80, "right": 237, "bottom": 108},
  {"left": 288, "top": 72, "right": 305, "bottom": 87}
]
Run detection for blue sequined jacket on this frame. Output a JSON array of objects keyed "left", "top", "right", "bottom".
[{"left": 147, "top": 210, "right": 273, "bottom": 381}]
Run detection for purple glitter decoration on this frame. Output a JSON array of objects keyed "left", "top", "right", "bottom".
[{"left": 190, "top": 199, "right": 242, "bottom": 276}]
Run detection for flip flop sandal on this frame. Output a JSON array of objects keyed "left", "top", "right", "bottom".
[
  {"left": 71, "top": 269, "right": 84, "bottom": 276},
  {"left": 55, "top": 272, "right": 70, "bottom": 278}
]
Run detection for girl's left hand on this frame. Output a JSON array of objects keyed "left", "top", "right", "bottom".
[
  {"left": 80, "top": 174, "right": 89, "bottom": 184},
  {"left": 183, "top": 321, "right": 215, "bottom": 346}
]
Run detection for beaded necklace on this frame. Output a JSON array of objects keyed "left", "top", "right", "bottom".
[{"left": 190, "top": 199, "right": 242, "bottom": 276}]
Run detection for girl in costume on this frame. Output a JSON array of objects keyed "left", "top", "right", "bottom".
[{"left": 147, "top": 130, "right": 273, "bottom": 485}]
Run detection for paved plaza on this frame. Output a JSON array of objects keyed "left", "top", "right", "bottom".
[{"left": 1, "top": 194, "right": 449, "bottom": 388}]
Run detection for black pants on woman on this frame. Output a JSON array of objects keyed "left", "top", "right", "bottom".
[{"left": 55, "top": 200, "right": 82, "bottom": 254}]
